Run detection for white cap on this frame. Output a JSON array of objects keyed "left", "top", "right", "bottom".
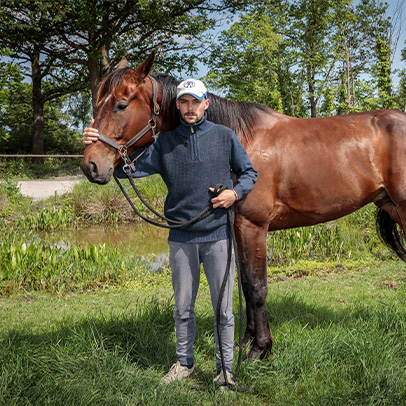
[{"left": 176, "top": 78, "right": 207, "bottom": 100}]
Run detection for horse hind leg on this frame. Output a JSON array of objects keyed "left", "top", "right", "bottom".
[{"left": 375, "top": 196, "right": 406, "bottom": 262}]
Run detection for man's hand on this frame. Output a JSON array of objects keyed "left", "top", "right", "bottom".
[
  {"left": 209, "top": 187, "right": 238, "bottom": 209},
  {"left": 82, "top": 119, "right": 100, "bottom": 146}
]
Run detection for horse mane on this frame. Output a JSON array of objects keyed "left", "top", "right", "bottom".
[
  {"left": 96, "top": 69, "right": 270, "bottom": 142},
  {"left": 206, "top": 94, "right": 270, "bottom": 141},
  {"left": 153, "top": 74, "right": 270, "bottom": 142}
]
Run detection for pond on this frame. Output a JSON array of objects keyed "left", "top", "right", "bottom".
[{"left": 46, "top": 222, "right": 169, "bottom": 256}]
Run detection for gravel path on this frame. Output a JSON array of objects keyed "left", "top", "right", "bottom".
[{"left": 16, "top": 176, "right": 85, "bottom": 201}]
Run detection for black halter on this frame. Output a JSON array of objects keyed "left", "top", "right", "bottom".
[{"left": 97, "top": 75, "right": 160, "bottom": 170}]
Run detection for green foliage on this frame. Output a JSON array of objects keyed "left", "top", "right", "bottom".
[
  {"left": 14, "top": 206, "right": 76, "bottom": 231},
  {"left": 0, "top": 177, "right": 28, "bottom": 216},
  {"left": 372, "top": 36, "right": 394, "bottom": 109},
  {"left": 0, "top": 76, "right": 83, "bottom": 154},
  {"left": 267, "top": 205, "right": 392, "bottom": 267},
  {"left": 0, "top": 171, "right": 399, "bottom": 296},
  {"left": 136, "top": 174, "right": 168, "bottom": 200},
  {"left": 67, "top": 175, "right": 167, "bottom": 223},
  {"left": 0, "top": 157, "right": 82, "bottom": 179},
  {"left": 205, "top": 6, "right": 287, "bottom": 112},
  {"left": 206, "top": 0, "right": 401, "bottom": 117},
  {"left": 0, "top": 228, "right": 145, "bottom": 295}
]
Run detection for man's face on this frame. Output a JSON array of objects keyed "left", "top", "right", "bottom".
[{"left": 176, "top": 94, "right": 209, "bottom": 125}]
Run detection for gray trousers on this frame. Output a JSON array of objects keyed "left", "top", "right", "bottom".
[{"left": 169, "top": 239, "right": 235, "bottom": 373}]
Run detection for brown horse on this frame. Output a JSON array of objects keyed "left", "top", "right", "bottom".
[{"left": 82, "top": 52, "right": 406, "bottom": 358}]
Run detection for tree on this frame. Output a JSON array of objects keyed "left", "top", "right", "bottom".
[
  {"left": 0, "top": 0, "right": 249, "bottom": 155},
  {"left": 205, "top": 1, "right": 309, "bottom": 116},
  {"left": 43, "top": 0, "right": 248, "bottom": 114},
  {"left": 0, "top": 0, "right": 87, "bottom": 157},
  {"left": 0, "top": 60, "right": 31, "bottom": 153},
  {"left": 205, "top": 11, "right": 283, "bottom": 108},
  {"left": 205, "top": 0, "right": 403, "bottom": 117},
  {"left": 289, "top": 0, "right": 338, "bottom": 117},
  {"left": 394, "top": 46, "right": 406, "bottom": 111}
]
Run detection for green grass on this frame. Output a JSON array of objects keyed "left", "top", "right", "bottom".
[
  {"left": 2, "top": 173, "right": 406, "bottom": 403},
  {"left": 0, "top": 174, "right": 168, "bottom": 225},
  {"left": 1, "top": 263, "right": 406, "bottom": 405}
]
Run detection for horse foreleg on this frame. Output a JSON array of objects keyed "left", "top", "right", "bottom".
[{"left": 235, "top": 220, "right": 273, "bottom": 359}]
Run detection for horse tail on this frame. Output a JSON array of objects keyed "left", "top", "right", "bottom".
[{"left": 376, "top": 208, "right": 406, "bottom": 262}]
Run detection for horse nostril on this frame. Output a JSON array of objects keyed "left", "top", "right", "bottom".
[{"left": 83, "top": 161, "right": 98, "bottom": 179}]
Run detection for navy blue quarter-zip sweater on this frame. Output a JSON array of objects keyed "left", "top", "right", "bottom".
[{"left": 115, "top": 114, "right": 258, "bottom": 243}]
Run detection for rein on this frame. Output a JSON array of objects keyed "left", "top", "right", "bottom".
[{"left": 97, "top": 78, "right": 247, "bottom": 391}]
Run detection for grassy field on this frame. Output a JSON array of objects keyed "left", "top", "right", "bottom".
[
  {"left": 1, "top": 262, "right": 406, "bottom": 405},
  {"left": 2, "top": 173, "right": 406, "bottom": 404}
]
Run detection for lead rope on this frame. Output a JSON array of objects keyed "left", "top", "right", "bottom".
[
  {"left": 114, "top": 173, "right": 249, "bottom": 391},
  {"left": 214, "top": 208, "right": 249, "bottom": 392}
]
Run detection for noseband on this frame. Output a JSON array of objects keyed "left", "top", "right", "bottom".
[{"left": 97, "top": 75, "right": 160, "bottom": 170}]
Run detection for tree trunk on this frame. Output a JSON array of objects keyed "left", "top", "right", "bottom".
[
  {"left": 31, "top": 47, "right": 44, "bottom": 162},
  {"left": 100, "top": 37, "right": 111, "bottom": 77},
  {"left": 88, "top": 55, "right": 100, "bottom": 117},
  {"left": 307, "top": 65, "right": 317, "bottom": 118}
]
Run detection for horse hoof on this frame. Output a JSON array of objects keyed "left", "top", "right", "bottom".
[{"left": 244, "top": 347, "right": 271, "bottom": 361}]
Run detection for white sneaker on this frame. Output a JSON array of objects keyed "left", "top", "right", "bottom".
[
  {"left": 214, "top": 370, "right": 235, "bottom": 386},
  {"left": 161, "top": 361, "right": 195, "bottom": 384}
]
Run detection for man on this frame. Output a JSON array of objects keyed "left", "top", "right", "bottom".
[{"left": 83, "top": 78, "right": 257, "bottom": 385}]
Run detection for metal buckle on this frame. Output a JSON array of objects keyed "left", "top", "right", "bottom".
[
  {"left": 119, "top": 146, "right": 128, "bottom": 157},
  {"left": 148, "top": 118, "right": 156, "bottom": 130}
]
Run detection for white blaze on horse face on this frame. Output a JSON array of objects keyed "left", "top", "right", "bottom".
[{"left": 103, "top": 94, "right": 112, "bottom": 104}]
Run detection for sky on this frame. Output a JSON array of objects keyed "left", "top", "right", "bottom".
[
  {"left": 194, "top": 1, "right": 406, "bottom": 87},
  {"left": 389, "top": 0, "right": 406, "bottom": 83}
]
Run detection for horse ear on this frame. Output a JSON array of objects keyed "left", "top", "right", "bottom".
[
  {"left": 133, "top": 51, "right": 156, "bottom": 81},
  {"left": 116, "top": 57, "right": 129, "bottom": 70}
]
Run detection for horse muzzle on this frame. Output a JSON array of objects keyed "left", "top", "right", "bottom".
[{"left": 81, "top": 157, "right": 114, "bottom": 185}]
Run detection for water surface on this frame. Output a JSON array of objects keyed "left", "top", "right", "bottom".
[{"left": 47, "top": 223, "right": 169, "bottom": 256}]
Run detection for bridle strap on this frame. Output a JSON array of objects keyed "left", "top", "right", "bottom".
[{"left": 97, "top": 75, "right": 160, "bottom": 168}]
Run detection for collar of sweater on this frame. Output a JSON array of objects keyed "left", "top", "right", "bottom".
[{"left": 177, "top": 113, "right": 214, "bottom": 138}]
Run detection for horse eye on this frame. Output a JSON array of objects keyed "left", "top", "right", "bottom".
[{"left": 116, "top": 102, "right": 128, "bottom": 111}]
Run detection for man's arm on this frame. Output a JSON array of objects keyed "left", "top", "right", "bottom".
[
  {"left": 210, "top": 131, "right": 258, "bottom": 209},
  {"left": 229, "top": 132, "right": 258, "bottom": 200}
]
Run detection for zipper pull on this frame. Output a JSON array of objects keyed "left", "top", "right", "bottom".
[{"left": 190, "top": 125, "right": 194, "bottom": 134}]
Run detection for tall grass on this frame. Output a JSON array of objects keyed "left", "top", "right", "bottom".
[
  {"left": 0, "top": 157, "right": 82, "bottom": 179},
  {"left": 68, "top": 174, "right": 167, "bottom": 223},
  {"left": 267, "top": 205, "right": 393, "bottom": 267},
  {"left": 1, "top": 264, "right": 406, "bottom": 405},
  {"left": 0, "top": 227, "right": 172, "bottom": 296}
]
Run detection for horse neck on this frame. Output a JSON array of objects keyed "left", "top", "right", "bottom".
[
  {"left": 156, "top": 95, "right": 179, "bottom": 133},
  {"left": 158, "top": 111, "right": 179, "bottom": 133},
  {"left": 152, "top": 75, "right": 180, "bottom": 133}
]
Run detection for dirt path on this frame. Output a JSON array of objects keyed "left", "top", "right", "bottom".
[{"left": 16, "top": 176, "right": 84, "bottom": 201}]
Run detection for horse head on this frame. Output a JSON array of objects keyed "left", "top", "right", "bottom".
[{"left": 82, "top": 52, "right": 167, "bottom": 184}]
